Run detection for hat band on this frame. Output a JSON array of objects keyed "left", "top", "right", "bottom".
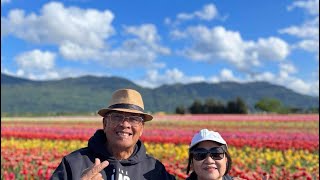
[{"left": 108, "top": 103, "right": 144, "bottom": 112}]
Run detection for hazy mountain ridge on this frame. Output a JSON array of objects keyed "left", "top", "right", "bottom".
[{"left": 1, "top": 73, "right": 318, "bottom": 114}]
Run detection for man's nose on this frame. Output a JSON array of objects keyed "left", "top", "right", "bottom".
[{"left": 119, "top": 117, "right": 131, "bottom": 127}]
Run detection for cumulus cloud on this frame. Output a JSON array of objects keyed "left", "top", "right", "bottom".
[
  {"left": 59, "top": 41, "right": 103, "bottom": 60},
  {"left": 135, "top": 66, "right": 318, "bottom": 96},
  {"left": 253, "top": 37, "right": 290, "bottom": 61},
  {"left": 215, "top": 67, "right": 317, "bottom": 96},
  {"left": 280, "top": 0, "right": 319, "bottom": 60},
  {"left": 178, "top": 3, "right": 218, "bottom": 21},
  {"left": 13, "top": 49, "right": 59, "bottom": 80},
  {"left": 279, "top": 20, "right": 319, "bottom": 39},
  {"left": 124, "top": 24, "right": 171, "bottom": 55},
  {"left": 280, "top": 63, "right": 297, "bottom": 74},
  {"left": 1, "top": 1, "right": 114, "bottom": 49},
  {"left": 89, "top": 24, "right": 171, "bottom": 69},
  {"left": 15, "top": 49, "right": 56, "bottom": 71},
  {"left": 4, "top": 51, "right": 105, "bottom": 80},
  {"left": 101, "top": 43, "right": 165, "bottom": 69},
  {"left": 1, "top": 2, "right": 169, "bottom": 69},
  {"left": 59, "top": 24, "right": 170, "bottom": 68},
  {"left": 208, "top": 69, "right": 241, "bottom": 83},
  {"left": 172, "top": 26, "right": 289, "bottom": 70},
  {"left": 165, "top": 3, "right": 219, "bottom": 26},
  {"left": 287, "top": 0, "right": 319, "bottom": 15},
  {"left": 244, "top": 66, "right": 318, "bottom": 96},
  {"left": 137, "top": 68, "right": 205, "bottom": 88}
]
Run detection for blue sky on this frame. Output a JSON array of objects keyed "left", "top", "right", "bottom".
[{"left": 1, "top": 0, "right": 319, "bottom": 96}]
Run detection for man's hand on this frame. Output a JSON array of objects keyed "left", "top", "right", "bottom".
[{"left": 81, "top": 158, "right": 109, "bottom": 180}]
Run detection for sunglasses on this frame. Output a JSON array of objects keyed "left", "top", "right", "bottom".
[{"left": 191, "top": 147, "right": 225, "bottom": 161}]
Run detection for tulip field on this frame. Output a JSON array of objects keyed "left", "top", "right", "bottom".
[{"left": 1, "top": 114, "right": 319, "bottom": 180}]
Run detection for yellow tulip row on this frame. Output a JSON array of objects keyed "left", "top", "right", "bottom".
[{"left": 1, "top": 137, "right": 318, "bottom": 174}]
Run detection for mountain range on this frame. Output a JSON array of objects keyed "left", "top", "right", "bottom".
[{"left": 1, "top": 73, "right": 319, "bottom": 115}]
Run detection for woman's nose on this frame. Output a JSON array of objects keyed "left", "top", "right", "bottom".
[{"left": 204, "top": 154, "right": 216, "bottom": 163}]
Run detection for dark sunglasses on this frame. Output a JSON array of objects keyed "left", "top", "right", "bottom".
[{"left": 191, "top": 147, "right": 225, "bottom": 161}]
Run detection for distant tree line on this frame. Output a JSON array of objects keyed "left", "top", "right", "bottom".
[
  {"left": 175, "top": 97, "right": 248, "bottom": 114},
  {"left": 175, "top": 97, "right": 319, "bottom": 114},
  {"left": 254, "top": 97, "right": 319, "bottom": 114}
]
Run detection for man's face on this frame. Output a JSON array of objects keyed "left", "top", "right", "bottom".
[{"left": 103, "top": 111, "right": 144, "bottom": 150}]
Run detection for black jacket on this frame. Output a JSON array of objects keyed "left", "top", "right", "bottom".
[
  {"left": 51, "top": 129, "right": 176, "bottom": 180},
  {"left": 186, "top": 172, "right": 234, "bottom": 180}
]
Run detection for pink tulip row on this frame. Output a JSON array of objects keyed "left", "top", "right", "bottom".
[
  {"left": 155, "top": 114, "right": 319, "bottom": 121},
  {"left": 2, "top": 127, "right": 318, "bottom": 151}
]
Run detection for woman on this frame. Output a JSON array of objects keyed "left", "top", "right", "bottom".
[{"left": 186, "top": 129, "right": 234, "bottom": 180}]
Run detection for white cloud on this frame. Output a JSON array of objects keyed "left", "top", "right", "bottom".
[
  {"left": 15, "top": 49, "right": 56, "bottom": 70},
  {"left": 287, "top": 0, "right": 319, "bottom": 15},
  {"left": 281, "top": 1, "right": 319, "bottom": 60},
  {"left": 294, "top": 39, "right": 319, "bottom": 53},
  {"left": 280, "top": 63, "right": 297, "bottom": 74},
  {"left": 166, "top": 3, "right": 219, "bottom": 26},
  {"left": 178, "top": 3, "right": 218, "bottom": 21},
  {"left": 279, "top": 21, "right": 319, "bottom": 39},
  {"left": 173, "top": 26, "right": 289, "bottom": 70},
  {"left": 1, "top": 2, "right": 169, "bottom": 69},
  {"left": 137, "top": 68, "right": 205, "bottom": 88},
  {"left": 59, "top": 41, "right": 103, "bottom": 60},
  {"left": 102, "top": 44, "right": 164, "bottom": 68},
  {"left": 208, "top": 69, "right": 241, "bottom": 83},
  {"left": 11, "top": 49, "right": 59, "bottom": 80},
  {"left": 209, "top": 66, "right": 317, "bottom": 96},
  {"left": 249, "top": 70, "right": 318, "bottom": 96},
  {"left": 220, "top": 69, "right": 237, "bottom": 81},
  {"left": 1, "top": 63, "right": 107, "bottom": 81},
  {"left": 253, "top": 37, "right": 290, "bottom": 61},
  {"left": 191, "top": 3, "right": 218, "bottom": 21},
  {"left": 135, "top": 66, "right": 318, "bottom": 96},
  {"left": 59, "top": 24, "right": 170, "bottom": 68},
  {"left": 1, "top": 1, "right": 115, "bottom": 48},
  {"left": 125, "top": 24, "right": 160, "bottom": 44},
  {"left": 124, "top": 24, "right": 170, "bottom": 55}
]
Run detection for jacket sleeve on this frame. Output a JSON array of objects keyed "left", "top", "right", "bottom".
[{"left": 50, "top": 157, "right": 71, "bottom": 180}]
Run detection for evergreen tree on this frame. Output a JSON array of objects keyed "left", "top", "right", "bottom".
[
  {"left": 226, "top": 101, "right": 237, "bottom": 114},
  {"left": 235, "top": 97, "right": 248, "bottom": 114},
  {"left": 175, "top": 105, "right": 186, "bottom": 114},
  {"left": 204, "top": 98, "right": 216, "bottom": 114},
  {"left": 189, "top": 99, "right": 203, "bottom": 114}
]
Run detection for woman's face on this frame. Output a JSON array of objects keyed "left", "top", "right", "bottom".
[{"left": 191, "top": 141, "right": 227, "bottom": 180}]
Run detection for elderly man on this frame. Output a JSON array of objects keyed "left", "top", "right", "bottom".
[{"left": 51, "top": 89, "right": 176, "bottom": 180}]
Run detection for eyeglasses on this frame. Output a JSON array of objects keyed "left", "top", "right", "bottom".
[
  {"left": 107, "top": 112, "right": 144, "bottom": 127},
  {"left": 191, "top": 147, "right": 225, "bottom": 161}
]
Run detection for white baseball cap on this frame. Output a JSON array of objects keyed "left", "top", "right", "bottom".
[{"left": 189, "top": 129, "right": 227, "bottom": 149}]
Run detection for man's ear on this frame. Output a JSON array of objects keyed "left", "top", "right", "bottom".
[
  {"left": 103, "top": 117, "right": 107, "bottom": 129},
  {"left": 139, "top": 123, "right": 144, "bottom": 137}
]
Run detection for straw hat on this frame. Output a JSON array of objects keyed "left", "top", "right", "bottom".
[{"left": 98, "top": 89, "right": 153, "bottom": 121}]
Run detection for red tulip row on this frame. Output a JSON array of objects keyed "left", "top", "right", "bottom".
[{"left": 2, "top": 128, "right": 318, "bottom": 151}]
